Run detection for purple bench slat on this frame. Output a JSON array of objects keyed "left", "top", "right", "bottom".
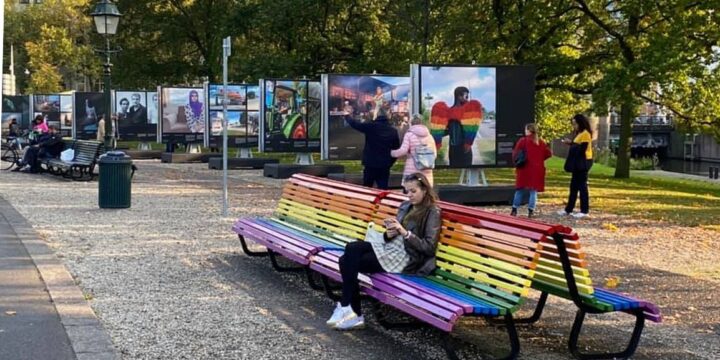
[
  {"left": 234, "top": 219, "right": 324, "bottom": 262},
  {"left": 596, "top": 288, "right": 662, "bottom": 323},
  {"left": 236, "top": 219, "right": 321, "bottom": 254},
  {"left": 309, "top": 255, "right": 456, "bottom": 332},
  {"left": 235, "top": 222, "right": 315, "bottom": 260},
  {"left": 315, "top": 251, "right": 468, "bottom": 316},
  {"left": 310, "top": 252, "right": 464, "bottom": 321}
]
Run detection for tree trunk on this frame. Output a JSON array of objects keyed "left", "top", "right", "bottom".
[{"left": 614, "top": 101, "right": 633, "bottom": 178}]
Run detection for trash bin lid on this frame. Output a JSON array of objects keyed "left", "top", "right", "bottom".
[{"left": 99, "top": 151, "right": 133, "bottom": 163}]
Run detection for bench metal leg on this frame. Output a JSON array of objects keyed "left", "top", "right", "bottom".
[
  {"left": 568, "top": 309, "right": 645, "bottom": 360},
  {"left": 305, "top": 268, "right": 324, "bottom": 291},
  {"left": 372, "top": 301, "right": 427, "bottom": 330},
  {"left": 237, "top": 235, "right": 269, "bottom": 257},
  {"left": 443, "top": 313, "right": 520, "bottom": 360},
  {"left": 320, "top": 274, "right": 342, "bottom": 301},
  {"left": 268, "top": 250, "right": 304, "bottom": 273},
  {"left": 516, "top": 291, "right": 548, "bottom": 324}
]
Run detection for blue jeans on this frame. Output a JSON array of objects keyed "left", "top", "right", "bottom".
[{"left": 512, "top": 188, "right": 538, "bottom": 210}]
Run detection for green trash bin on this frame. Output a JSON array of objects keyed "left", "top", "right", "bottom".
[{"left": 98, "top": 151, "right": 135, "bottom": 208}]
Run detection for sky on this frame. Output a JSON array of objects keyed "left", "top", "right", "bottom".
[{"left": 420, "top": 66, "right": 496, "bottom": 112}]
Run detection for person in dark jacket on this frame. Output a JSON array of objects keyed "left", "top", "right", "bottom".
[
  {"left": 326, "top": 173, "right": 441, "bottom": 330},
  {"left": 13, "top": 125, "right": 64, "bottom": 173},
  {"left": 344, "top": 107, "right": 400, "bottom": 189}
]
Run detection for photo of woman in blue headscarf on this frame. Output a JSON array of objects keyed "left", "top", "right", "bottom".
[
  {"left": 184, "top": 90, "right": 204, "bottom": 133},
  {"left": 161, "top": 87, "right": 205, "bottom": 134}
]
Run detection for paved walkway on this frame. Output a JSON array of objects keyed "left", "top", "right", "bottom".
[{"left": 0, "top": 196, "right": 117, "bottom": 360}]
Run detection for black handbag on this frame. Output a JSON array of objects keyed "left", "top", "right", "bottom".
[{"left": 564, "top": 143, "right": 590, "bottom": 172}]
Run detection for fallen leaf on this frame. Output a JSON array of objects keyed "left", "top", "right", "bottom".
[{"left": 5, "top": 311, "right": 17, "bottom": 316}]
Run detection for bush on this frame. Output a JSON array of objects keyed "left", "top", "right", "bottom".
[{"left": 595, "top": 148, "right": 658, "bottom": 170}]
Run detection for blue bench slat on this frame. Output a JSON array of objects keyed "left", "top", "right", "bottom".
[
  {"left": 402, "top": 276, "right": 502, "bottom": 316},
  {"left": 259, "top": 218, "right": 345, "bottom": 251}
]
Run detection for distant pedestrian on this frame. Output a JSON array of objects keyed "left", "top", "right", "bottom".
[
  {"left": 558, "top": 114, "right": 594, "bottom": 219},
  {"left": 391, "top": 114, "right": 436, "bottom": 187},
  {"left": 344, "top": 106, "right": 400, "bottom": 189},
  {"left": 511, "top": 123, "right": 552, "bottom": 218}
]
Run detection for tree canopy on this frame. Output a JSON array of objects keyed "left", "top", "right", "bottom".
[{"left": 4, "top": 0, "right": 719, "bottom": 177}]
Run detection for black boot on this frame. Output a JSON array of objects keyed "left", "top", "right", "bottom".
[
  {"left": 528, "top": 209, "right": 534, "bottom": 218},
  {"left": 510, "top": 208, "right": 517, "bottom": 216}
]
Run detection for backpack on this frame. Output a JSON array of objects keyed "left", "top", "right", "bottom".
[{"left": 413, "top": 143, "right": 436, "bottom": 170}]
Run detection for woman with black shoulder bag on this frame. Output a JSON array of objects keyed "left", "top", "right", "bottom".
[{"left": 558, "top": 114, "right": 594, "bottom": 219}]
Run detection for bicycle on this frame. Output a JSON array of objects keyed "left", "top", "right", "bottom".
[{"left": 1, "top": 131, "right": 34, "bottom": 171}]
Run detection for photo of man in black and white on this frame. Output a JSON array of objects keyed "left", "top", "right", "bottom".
[
  {"left": 117, "top": 97, "right": 129, "bottom": 121},
  {"left": 127, "top": 93, "right": 147, "bottom": 125}
]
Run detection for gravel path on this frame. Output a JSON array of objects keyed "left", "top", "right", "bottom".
[{"left": 1, "top": 160, "right": 717, "bottom": 359}]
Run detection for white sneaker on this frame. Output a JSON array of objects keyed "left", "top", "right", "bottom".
[
  {"left": 336, "top": 315, "right": 365, "bottom": 330},
  {"left": 556, "top": 210, "right": 570, "bottom": 216},
  {"left": 572, "top": 212, "right": 589, "bottom": 219},
  {"left": 326, "top": 302, "right": 347, "bottom": 326}
]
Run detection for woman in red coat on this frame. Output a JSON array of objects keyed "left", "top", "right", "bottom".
[{"left": 511, "top": 123, "right": 552, "bottom": 217}]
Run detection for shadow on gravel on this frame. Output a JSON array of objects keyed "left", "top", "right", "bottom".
[{"left": 208, "top": 246, "right": 717, "bottom": 359}]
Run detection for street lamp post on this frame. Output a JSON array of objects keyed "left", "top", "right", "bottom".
[{"left": 91, "top": 0, "right": 121, "bottom": 151}]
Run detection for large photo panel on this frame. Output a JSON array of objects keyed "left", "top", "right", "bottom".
[
  {"left": 160, "top": 87, "right": 205, "bottom": 143},
  {"left": 207, "top": 84, "right": 259, "bottom": 148},
  {"left": 412, "top": 64, "right": 535, "bottom": 168},
  {"left": 115, "top": 90, "right": 157, "bottom": 141},
  {"left": 260, "top": 79, "right": 321, "bottom": 153},
  {"left": 2, "top": 95, "right": 31, "bottom": 135},
  {"left": 322, "top": 74, "right": 410, "bottom": 160},
  {"left": 416, "top": 66, "right": 496, "bottom": 167},
  {"left": 73, "top": 92, "right": 106, "bottom": 140}
]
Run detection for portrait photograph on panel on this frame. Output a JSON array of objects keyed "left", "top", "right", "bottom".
[
  {"left": 261, "top": 79, "right": 321, "bottom": 152},
  {"left": 60, "top": 95, "right": 73, "bottom": 134},
  {"left": 161, "top": 87, "right": 205, "bottom": 134},
  {"left": 147, "top": 92, "right": 158, "bottom": 124},
  {"left": 73, "top": 92, "right": 106, "bottom": 140},
  {"left": 324, "top": 74, "right": 410, "bottom": 160},
  {"left": 34, "top": 94, "right": 61, "bottom": 113},
  {"left": 116, "top": 91, "right": 148, "bottom": 126},
  {"left": 418, "top": 66, "right": 496, "bottom": 167}
]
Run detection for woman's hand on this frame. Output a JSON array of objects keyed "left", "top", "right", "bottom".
[{"left": 386, "top": 218, "right": 408, "bottom": 237}]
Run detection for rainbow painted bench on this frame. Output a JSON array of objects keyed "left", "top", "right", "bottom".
[
  {"left": 234, "top": 174, "right": 553, "bottom": 359},
  {"left": 232, "top": 174, "right": 660, "bottom": 359}
]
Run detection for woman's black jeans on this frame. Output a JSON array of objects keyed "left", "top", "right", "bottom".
[
  {"left": 338, "top": 241, "right": 384, "bottom": 316},
  {"left": 565, "top": 170, "right": 590, "bottom": 214}
]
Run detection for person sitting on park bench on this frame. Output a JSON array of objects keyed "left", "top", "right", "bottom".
[
  {"left": 13, "top": 125, "right": 64, "bottom": 173},
  {"left": 326, "top": 173, "right": 441, "bottom": 330}
]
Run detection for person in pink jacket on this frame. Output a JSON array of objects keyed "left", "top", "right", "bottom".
[{"left": 391, "top": 114, "right": 436, "bottom": 186}]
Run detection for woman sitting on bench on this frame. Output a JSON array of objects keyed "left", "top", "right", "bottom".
[{"left": 326, "top": 173, "right": 441, "bottom": 330}]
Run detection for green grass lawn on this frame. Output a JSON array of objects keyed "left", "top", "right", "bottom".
[
  {"left": 119, "top": 140, "right": 719, "bottom": 229},
  {"left": 325, "top": 156, "right": 720, "bottom": 229}
]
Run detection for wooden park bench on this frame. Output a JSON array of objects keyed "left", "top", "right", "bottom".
[
  {"left": 234, "top": 174, "right": 549, "bottom": 359},
  {"left": 43, "top": 140, "right": 103, "bottom": 181}
]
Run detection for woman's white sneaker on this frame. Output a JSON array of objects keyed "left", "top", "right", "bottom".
[
  {"left": 556, "top": 210, "right": 570, "bottom": 216},
  {"left": 572, "top": 212, "right": 589, "bottom": 219},
  {"left": 326, "top": 303, "right": 350, "bottom": 327},
  {"left": 335, "top": 315, "right": 365, "bottom": 330}
]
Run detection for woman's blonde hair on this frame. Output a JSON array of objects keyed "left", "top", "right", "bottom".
[
  {"left": 525, "top": 123, "right": 538, "bottom": 134},
  {"left": 411, "top": 114, "right": 424, "bottom": 125}
]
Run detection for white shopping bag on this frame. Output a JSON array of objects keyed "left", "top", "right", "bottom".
[{"left": 60, "top": 148, "right": 75, "bottom": 162}]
